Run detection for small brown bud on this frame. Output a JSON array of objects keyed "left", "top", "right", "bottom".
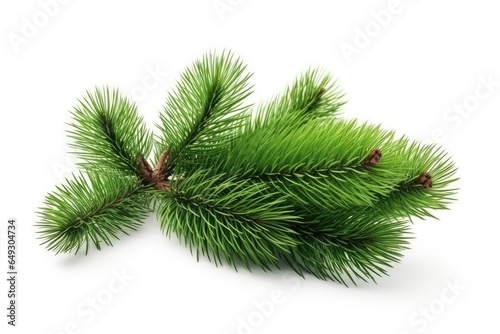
[
  {"left": 362, "top": 148, "right": 382, "bottom": 168},
  {"left": 416, "top": 172, "right": 432, "bottom": 188}
]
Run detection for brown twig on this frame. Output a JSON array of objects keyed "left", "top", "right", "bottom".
[{"left": 138, "top": 149, "right": 171, "bottom": 191}]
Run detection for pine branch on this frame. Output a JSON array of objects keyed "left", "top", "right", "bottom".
[
  {"left": 37, "top": 50, "right": 459, "bottom": 285},
  {"left": 155, "top": 51, "right": 253, "bottom": 174},
  {"left": 304, "top": 141, "right": 458, "bottom": 224},
  {"left": 213, "top": 117, "right": 457, "bottom": 217},
  {"left": 365, "top": 142, "right": 458, "bottom": 221},
  {"left": 275, "top": 143, "right": 456, "bottom": 284},
  {"left": 153, "top": 168, "right": 412, "bottom": 284},
  {"left": 250, "top": 69, "right": 345, "bottom": 132},
  {"left": 217, "top": 119, "right": 392, "bottom": 176},
  {"left": 154, "top": 169, "right": 299, "bottom": 270},
  {"left": 37, "top": 170, "right": 151, "bottom": 254},
  {"left": 68, "top": 87, "right": 152, "bottom": 176},
  {"left": 282, "top": 214, "right": 411, "bottom": 285},
  {"left": 214, "top": 118, "right": 409, "bottom": 209}
]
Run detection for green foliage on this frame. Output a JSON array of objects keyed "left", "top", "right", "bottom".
[
  {"left": 282, "top": 213, "right": 411, "bottom": 284},
  {"left": 68, "top": 87, "right": 152, "bottom": 176},
  {"left": 37, "top": 51, "right": 458, "bottom": 285},
  {"left": 369, "top": 141, "right": 458, "bottom": 221},
  {"left": 250, "top": 69, "right": 345, "bottom": 131},
  {"left": 155, "top": 51, "right": 253, "bottom": 174},
  {"left": 214, "top": 118, "right": 406, "bottom": 209},
  {"left": 37, "top": 170, "right": 150, "bottom": 254},
  {"left": 154, "top": 170, "right": 299, "bottom": 270}
]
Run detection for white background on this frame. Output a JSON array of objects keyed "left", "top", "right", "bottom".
[{"left": 1, "top": 0, "right": 499, "bottom": 333}]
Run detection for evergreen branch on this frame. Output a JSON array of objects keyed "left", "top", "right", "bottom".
[
  {"left": 154, "top": 168, "right": 412, "bottom": 284},
  {"left": 250, "top": 69, "right": 345, "bottom": 131},
  {"left": 214, "top": 118, "right": 409, "bottom": 209},
  {"left": 155, "top": 51, "right": 253, "bottom": 173},
  {"left": 139, "top": 149, "right": 171, "bottom": 191},
  {"left": 37, "top": 170, "right": 151, "bottom": 254},
  {"left": 37, "top": 50, "right": 459, "bottom": 285},
  {"left": 282, "top": 214, "right": 411, "bottom": 285},
  {"left": 68, "top": 87, "right": 152, "bottom": 176},
  {"left": 154, "top": 170, "right": 299, "bottom": 270},
  {"left": 277, "top": 142, "right": 455, "bottom": 284},
  {"left": 215, "top": 118, "right": 457, "bottom": 219},
  {"left": 266, "top": 168, "right": 396, "bottom": 210},
  {"left": 217, "top": 118, "right": 394, "bottom": 176},
  {"left": 366, "top": 142, "right": 459, "bottom": 221}
]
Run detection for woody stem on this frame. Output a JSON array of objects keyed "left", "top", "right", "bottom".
[{"left": 138, "top": 149, "right": 171, "bottom": 192}]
